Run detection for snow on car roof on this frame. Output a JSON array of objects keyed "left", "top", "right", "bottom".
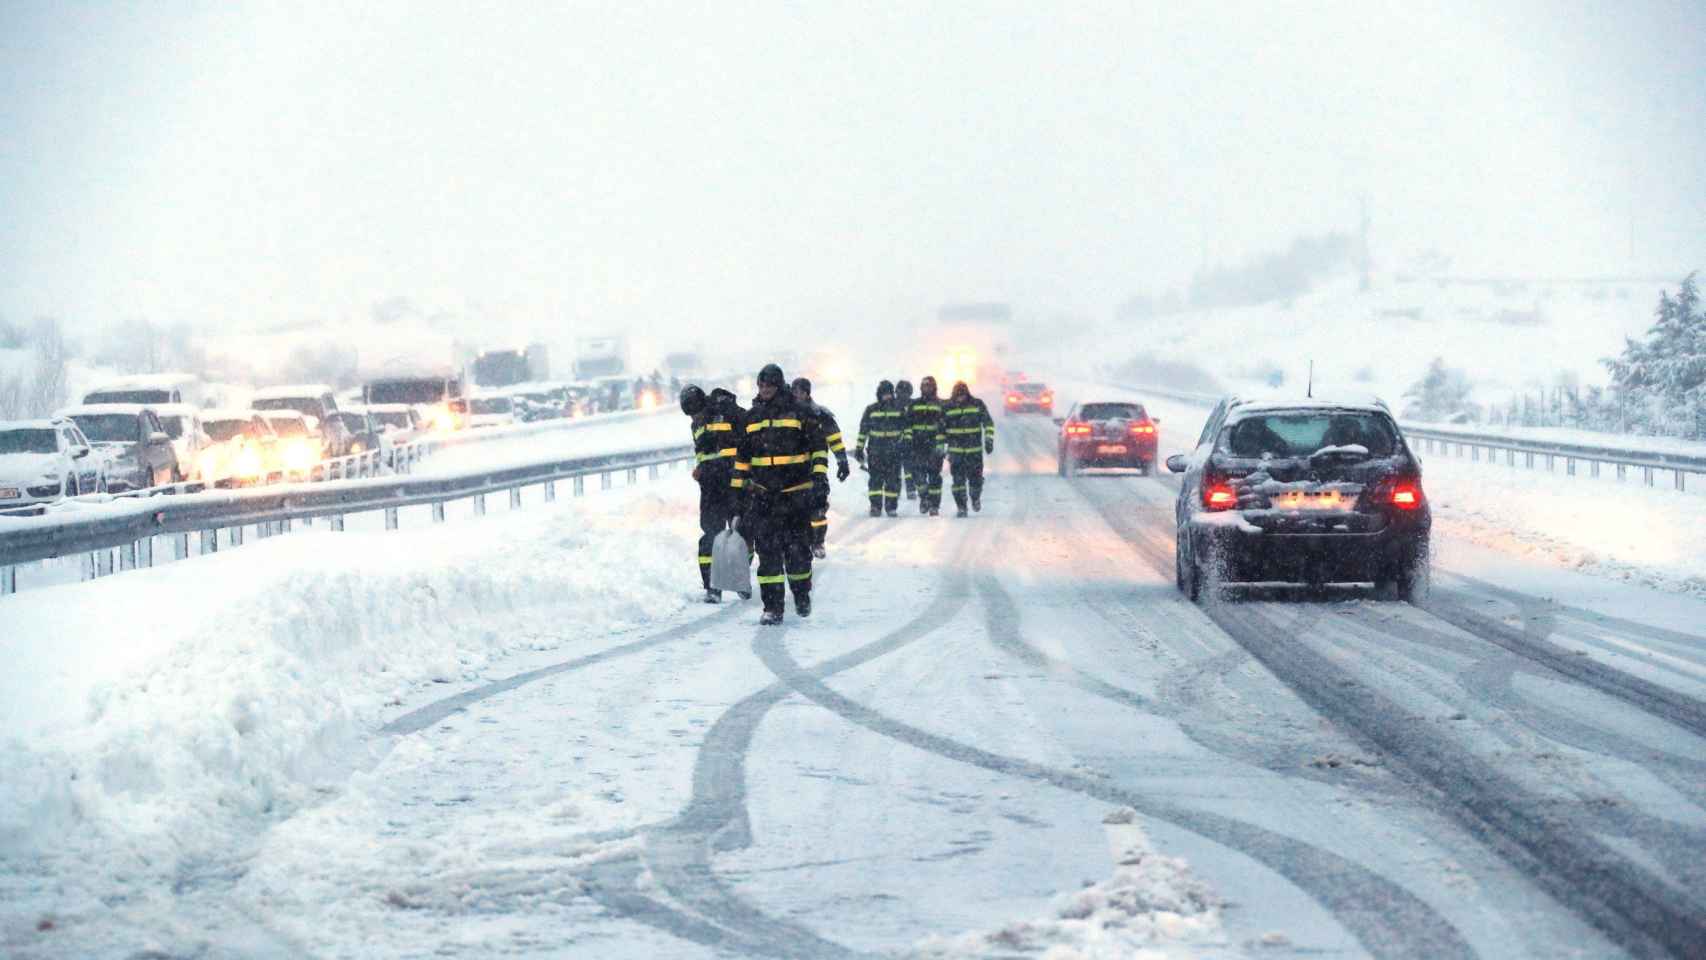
[
  {"left": 0, "top": 418, "right": 66, "bottom": 430},
  {"left": 251, "top": 383, "right": 334, "bottom": 398},
  {"left": 201, "top": 407, "right": 268, "bottom": 422},
  {"left": 1228, "top": 394, "right": 1392, "bottom": 416},
  {"left": 56, "top": 403, "right": 155, "bottom": 416},
  {"left": 147, "top": 402, "right": 201, "bottom": 417}
]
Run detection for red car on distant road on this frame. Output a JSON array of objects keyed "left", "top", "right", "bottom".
[
  {"left": 1057, "top": 400, "right": 1159, "bottom": 474},
  {"left": 1004, "top": 381, "right": 1053, "bottom": 415}
]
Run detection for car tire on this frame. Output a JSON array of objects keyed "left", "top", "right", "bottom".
[
  {"left": 1177, "top": 527, "right": 1203, "bottom": 602},
  {"left": 1395, "top": 540, "right": 1430, "bottom": 602},
  {"left": 1056, "top": 452, "right": 1066, "bottom": 477}
]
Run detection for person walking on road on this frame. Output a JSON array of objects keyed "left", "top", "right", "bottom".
[
  {"left": 908, "top": 375, "right": 947, "bottom": 516},
  {"left": 682, "top": 385, "right": 745, "bottom": 601},
  {"left": 855, "top": 380, "right": 905, "bottom": 517},
  {"left": 943, "top": 380, "right": 995, "bottom": 517},
  {"left": 732, "top": 364, "right": 829, "bottom": 625},
  {"left": 791, "top": 377, "right": 851, "bottom": 558},
  {"left": 893, "top": 379, "right": 916, "bottom": 500}
]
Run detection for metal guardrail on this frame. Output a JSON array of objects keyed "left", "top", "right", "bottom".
[
  {"left": 1109, "top": 381, "right": 1706, "bottom": 491},
  {"left": 0, "top": 442, "right": 693, "bottom": 596}
]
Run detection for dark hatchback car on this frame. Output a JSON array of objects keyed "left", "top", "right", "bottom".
[{"left": 1167, "top": 397, "right": 1430, "bottom": 601}]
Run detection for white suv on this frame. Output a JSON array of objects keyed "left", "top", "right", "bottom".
[{"left": 0, "top": 417, "right": 107, "bottom": 506}]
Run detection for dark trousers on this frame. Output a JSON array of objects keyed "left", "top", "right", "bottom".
[
  {"left": 911, "top": 447, "right": 944, "bottom": 509},
  {"left": 949, "top": 452, "right": 985, "bottom": 509},
  {"left": 867, "top": 451, "right": 901, "bottom": 514},
  {"left": 744, "top": 495, "right": 813, "bottom": 612},
  {"left": 697, "top": 481, "right": 735, "bottom": 590},
  {"left": 900, "top": 460, "right": 915, "bottom": 498}
]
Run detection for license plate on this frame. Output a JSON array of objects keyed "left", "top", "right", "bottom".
[
  {"left": 0, "top": 488, "right": 18, "bottom": 499},
  {"left": 1095, "top": 444, "right": 1127, "bottom": 455},
  {"left": 1272, "top": 489, "right": 1355, "bottom": 511}
]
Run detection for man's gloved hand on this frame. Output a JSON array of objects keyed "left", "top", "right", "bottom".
[
  {"left": 692, "top": 465, "right": 703, "bottom": 482},
  {"left": 836, "top": 459, "right": 851, "bottom": 482},
  {"left": 853, "top": 448, "right": 866, "bottom": 467},
  {"left": 985, "top": 438, "right": 994, "bottom": 454},
  {"left": 935, "top": 444, "right": 947, "bottom": 459}
]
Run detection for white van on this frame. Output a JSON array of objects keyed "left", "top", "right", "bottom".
[{"left": 82, "top": 373, "right": 205, "bottom": 409}]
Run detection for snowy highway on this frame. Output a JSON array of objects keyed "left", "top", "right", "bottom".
[{"left": 6, "top": 396, "right": 1706, "bottom": 959}]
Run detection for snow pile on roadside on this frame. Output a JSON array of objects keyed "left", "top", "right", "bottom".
[
  {"left": 0, "top": 487, "right": 698, "bottom": 949},
  {"left": 1423, "top": 456, "right": 1706, "bottom": 597},
  {"left": 917, "top": 810, "right": 1230, "bottom": 959}
]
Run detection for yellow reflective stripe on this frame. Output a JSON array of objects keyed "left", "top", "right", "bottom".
[
  {"left": 705, "top": 422, "right": 733, "bottom": 432},
  {"left": 809, "top": 519, "right": 829, "bottom": 528},
  {"left": 696, "top": 448, "right": 739, "bottom": 462},
  {"left": 698, "top": 556, "right": 713, "bottom": 564},
  {"left": 787, "top": 571, "right": 812, "bottom": 581},
  {"left": 948, "top": 446, "right": 983, "bottom": 454},
  {"left": 734, "top": 461, "right": 751, "bottom": 471},
  {"left": 746, "top": 419, "right": 802, "bottom": 432},
  {"left": 693, "top": 426, "right": 707, "bottom": 439},
  {"left": 752, "top": 454, "right": 809, "bottom": 466},
  {"left": 824, "top": 432, "right": 842, "bottom": 444},
  {"left": 811, "top": 450, "right": 829, "bottom": 460},
  {"left": 812, "top": 464, "right": 828, "bottom": 475},
  {"left": 756, "top": 574, "right": 786, "bottom": 585},
  {"left": 730, "top": 478, "right": 746, "bottom": 488},
  {"left": 782, "top": 481, "right": 815, "bottom": 494}
]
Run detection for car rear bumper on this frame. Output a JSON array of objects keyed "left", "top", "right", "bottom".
[
  {"left": 1190, "top": 514, "right": 1429, "bottom": 583},
  {"left": 1006, "top": 403, "right": 1052, "bottom": 414},
  {"left": 1066, "top": 439, "right": 1155, "bottom": 465}
]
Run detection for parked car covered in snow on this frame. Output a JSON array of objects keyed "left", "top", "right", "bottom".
[
  {"left": 57, "top": 404, "right": 182, "bottom": 491},
  {"left": 149, "top": 403, "right": 211, "bottom": 478},
  {"left": 0, "top": 417, "right": 106, "bottom": 506},
  {"left": 446, "top": 394, "right": 516, "bottom": 429},
  {"left": 257, "top": 410, "right": 324, "bottom": 478},
  {"left": 351, "top": 403, "right": 425, "bottom": 443},
  {"left": 251, "top": 384, "right": 352, "bottom": 457}
]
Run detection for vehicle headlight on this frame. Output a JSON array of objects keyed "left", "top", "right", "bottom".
[
  {"left": 282, "top": 439, "right": 317, "bottom": 472},
  {"left": 234, "top": 445, "right": 264, "bottom": 478}
]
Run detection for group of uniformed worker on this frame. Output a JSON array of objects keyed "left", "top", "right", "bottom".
[{"left": 680, "top": 363, "right": 994, "bottom": 626}]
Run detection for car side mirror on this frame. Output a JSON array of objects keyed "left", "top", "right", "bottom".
[
  {"left": 1052, "top": 417, "right": 1065, "bottom": 426},
  {"left": 1151, "top": 418, "right": 1161, "bottom": 425},
  {"left": 72, "top": 446, "right": 91, "bottom": 459},
  {"left": 1165, "top": 454, "right": 1187, "bottom": 473},
  {"left": 149, "top": 431, "right": 170, "bottom": 444}
]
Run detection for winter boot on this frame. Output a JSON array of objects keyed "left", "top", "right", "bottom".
[
  {"left": 812, "top": 545, "right": 827, "bottom": 560},
  {"left": 869, "top": 504, "right": 883, "bottom": 517},
  {"left": 704, "top": 588, "right": 723, "bottom": 604},
  {"left": 738, "top": 590, "right": 752, "bottom": 601},
  {"left": 971, "top": 493, "right": 981, "bottom": 512},
  {"left": 956, "top": 506, "right": 968, "bottom": 518},
  {"left": 885, "top": 508, "right": 898, "bottom": 517},
  {"left": 760, "top": 609, "right": 783, "bottom": 626},
  {"left": 929, "top": 506, "right": 940, "bottom": 517},
  {"left": 795, "top": 593, "right": 811, "bottom": 618}
]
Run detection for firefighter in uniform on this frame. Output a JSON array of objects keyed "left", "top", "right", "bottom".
[
  {"left": 682, "top": 385, "right": 745, "bottom": 601},
  {"left": 908, "top": 375, "right": 948, "bottom": 515},
  {"left": 893, "top": 379, "right": 916, "bottom": 499},
  {"left": 944, "top": 380, "right": 995, "bottom": 517},
  {"left": 791, "top": 377, "right": 851, "bottom": 558},
  {"left": 732, "top": 364, "right": 828, "bottom": 625},
  {"left": 854, "top": 380, "right": 905, "bottom": 517}
]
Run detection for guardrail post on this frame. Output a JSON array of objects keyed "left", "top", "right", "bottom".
[
  {"left": 174, "top": 533, "right": 190, "bottom": 559},
  {"left": 1, "top": 565, "right": 14, "bottom": 595},
  {"left": 1470, "top": 445, "right": 1479, "bottom": 463},
  {"left": 575, "top": 476, "right": 586, "bottom": 496},
  {"left": 384, "top": 507, "right": 399, "bottom": 530},
  {"left": 509, "top": 487, "right": 522, "bottom": 510},
  {"left": 649, "top": 463, "right": 659, "bottom": 480},
  {"left": 599, "top": 473, "right": 611, "bottom": 491},
  {"left": 330, "top": 514, "right": 345, "bottom": 532},
  {"left": 120, "top": 541, "right": 138, "bottom": 571},
  {"left": 1616, "top": 463, "right": 1626, "bottom": 481},
  {"left": 81, "top": 553, "right": 95, "bottom": 581},
  {"left": 282, "top": 518, "right": 293, "bottom": 533},
  {"left": 1677, "top": 471, "right": 1687, "bottom": 492},
  {"left": 1643, "top": 466, "right": 1654, "bottom": 486},
  {"left": 431, "top": 501, "right": 445, "bottom": 523},
  {"left": 201, "top": 530, "right": 218, "bottom": 554},
  {"left": 1566, "top": 456, "right": 1575, "bottom": 476},
  {"left": 626, "top": 467, "right": 637, "bottom": 484},
  {"left": 544, "top": 480, "right": 556, "bottom": 502},
  {"left": 1525, "top": 451, "right": 1534, "bottom": 468},
  {"left": 1507, "top": 449, "right": 1515, "bottom": 467},
  {"left": 473, "top": 494, "right": 486, "bottom": 516},
  {"left": 1590, "top": 460, "right": 1600, "bottom": 478},
  {"left": 140, "top": 536, "right": 154, "bottom": 568},
  {"left": 229, "top": 525, "right": 244, "bottom": 547}
]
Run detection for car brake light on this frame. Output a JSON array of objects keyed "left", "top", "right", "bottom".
[
  {"left": 1204, "top": 485, "right": 1237, "bottom": 510},
  {"left": 1390, "top": 481, "right": 1423, "bottom": 509},
  {"left": 1065, "top": 423, "right": 1091, "bottom": 436},
  {"left": 1129, "top": 422, "right": 1155, "bottom": 435},
  {"left": 1041, "top": 393, "right": 1053, "bottom": 402},
  {"left": 1007, "top": 394, "right": 1020, "bottom": 403}
]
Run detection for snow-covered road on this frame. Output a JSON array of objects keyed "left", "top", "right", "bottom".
[{"left": 5, "top": 406, "right": 1706, "bottom": 958}]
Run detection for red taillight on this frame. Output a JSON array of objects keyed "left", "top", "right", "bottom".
[
  {"left": 1041, "top": 393, "right": 1053, "bottom": 403},
  {"left": 1129, "top": 422, "right": 1155, "bottom": 435},
  {"left": 1204, "top": 485, "right": 1237, "bottom": 510},
  {"left": 1065, "top": 423, "right": 1092, "bottom": 437},
  {"left": 1390, "top": 482, "right": 1423, "bottom": 509},
  {"left": 1007, "top": 394, "right": 1020, "bottom": 403}
]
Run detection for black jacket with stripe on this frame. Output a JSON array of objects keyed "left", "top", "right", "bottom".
[
  {"left": 691, "top": 389, "right": 745, "bottom": 484},
  {"left": 856, "top": 398, "right": 907, "bottom": 459},
  {"left": 942, "top": 394, "right": 995, "bottom": 455},
  {"left": 907, "top": 396, "right": 947, "bottom": 455},
  {"left": 800, "top": 399, "right": 849, "bottom": 469},
  {"left": 731, "top": 390, "right": 829, "bottom": 506}
]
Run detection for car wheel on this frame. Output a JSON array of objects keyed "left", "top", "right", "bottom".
[
  {"left": 1056, "top": 452, "right": 1066, "bottom": 477},
  {"left": 1395, "top": 540, "right": 1431, "bottom": 602}
]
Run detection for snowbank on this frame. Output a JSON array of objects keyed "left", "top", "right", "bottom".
[
  {"left": 0, "top": 484, "right": 701, "bottom": 950},
  {"left": 916, "top": 810, "right": 1228, "bottom": 960}
]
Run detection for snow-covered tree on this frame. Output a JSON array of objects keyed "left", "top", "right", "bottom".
[
  {"left": 1401, "top": 356, "right": 1474, "bottom": 422},
  {"left": 1604, "top": 273, "right": 1705, "bottom": 437}
]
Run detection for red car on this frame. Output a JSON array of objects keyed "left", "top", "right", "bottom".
[
  {"left": 1004, "top": 381, "right": 1053, "bottom": 415},
  {"left": 1057, "top": 401, "right": 1159, "bottom": 474}
]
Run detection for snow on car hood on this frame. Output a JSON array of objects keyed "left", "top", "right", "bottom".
[{"left": 0, "top": 452, "right": 59, "bottom": 481}]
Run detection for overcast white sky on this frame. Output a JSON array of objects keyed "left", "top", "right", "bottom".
[{"left": 2, "top": 1, "right": 1702, "bottom": 339}]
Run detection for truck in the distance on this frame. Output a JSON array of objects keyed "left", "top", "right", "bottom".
[
  {"left": 572, "top": 336, "right": 628, "bottom": 381},
  {"left": 471, "top": 344, "right": 550, "bottom": 389}
]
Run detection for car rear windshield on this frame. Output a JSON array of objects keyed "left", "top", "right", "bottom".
[
  {"left": 204, "top": 419, "right": 251, "bottom": 442},
  {"left": 70, "top": 415, "right": 138, "bottom": 444},
  {"left": 1222, "top": 411, "right": 1397, "bottom": 459},
  {"left": 1077, "top": 403, "right": 1145, "bottom": 421},
  {"left": 373, "top": 411, "right": 412, "bottom": 429},
  {"left": 1015, "top": 383, "right": 1048, "bottom": 395},
  {"left": 0, "top": 429, "right": 57, "bottom": 454},
  {"left": 366, "top": 380, "right": 452, "bottom": 404},
  {"left": 265, "top": 417, "right": 307, "bottom": 438},
  {"left": 253, "top": 397, "right": 323, "bottom": 418},
  {"left": 471, "top": 398, "right": 512, "bottom": 414},
  {"left": 157, "top": 415, "right": 187, "bottom": 439}
]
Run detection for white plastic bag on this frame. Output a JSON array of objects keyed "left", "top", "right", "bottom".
[{"left": 710, "top": 528, "right": 751, "bottom": 595}]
